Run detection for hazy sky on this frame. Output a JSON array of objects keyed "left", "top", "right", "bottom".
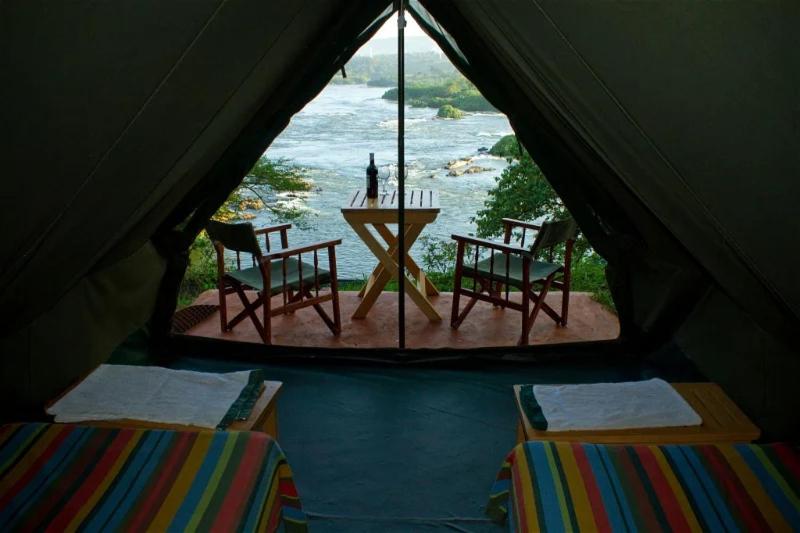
[{"left": 372, "top": 13, "right": 427, "bottom": 39}]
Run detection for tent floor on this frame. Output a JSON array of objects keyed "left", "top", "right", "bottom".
[
  {"left": 160, "top": 355, "right": 699, "bottom": 531},
  {"left": 182, "top": 290, "right": 619, "bottom": 348}
]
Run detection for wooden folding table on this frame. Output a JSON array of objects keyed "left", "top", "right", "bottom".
[{"left": 342, "top": 189, "right": 441, "bottom": 321}]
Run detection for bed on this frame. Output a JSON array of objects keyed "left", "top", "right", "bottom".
[
  {"left": 0, "top": 423, "right": 307, "bottom": 532},
  {"left": 488, "top": 441, "right": 800, "bottom": 532}
]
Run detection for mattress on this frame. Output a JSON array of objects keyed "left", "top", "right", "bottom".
[
  {"left": 488, "top": 441, "right": 800, "bottom": 532},
  {"left": 0, "top": 423, "right": 306, "bottom": 532}
]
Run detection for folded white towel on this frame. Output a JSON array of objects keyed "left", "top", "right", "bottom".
[
  {"left": 47, "top": 364, "right": 252, "bottom": 429},
  {"left": 531, "top": 378, "right": 702, "bottom": 431}
]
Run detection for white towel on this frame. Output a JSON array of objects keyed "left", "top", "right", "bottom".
[
  {"left": 47, "top": 364, "right": 252, "bottom": 429},
  {"left": 531, "top": 378, "right": 702, "bottom": 431}
]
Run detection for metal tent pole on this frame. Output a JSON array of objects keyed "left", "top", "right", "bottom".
[{"left": 397, "top": 0, "right": 406, "bottom": 349}]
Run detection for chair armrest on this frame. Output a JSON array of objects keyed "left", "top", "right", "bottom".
[
  {"left": 451, "top": 234, "right": 532, "bottom": 257},
  {"left": 501, "top": 218, "right": 541, "bottom": 232},
  {"left": 254, "top": 223, "right": 292, "bottom": 235},
  {"left": 262, "top": 239, "right": 342, "bottom": 261}
]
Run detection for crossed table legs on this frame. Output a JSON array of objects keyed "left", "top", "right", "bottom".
[{"left": 346, "top": 221, "right": 441, "bottom": 321}]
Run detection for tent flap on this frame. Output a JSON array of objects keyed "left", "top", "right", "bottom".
[{"left": 0, "top": 242, "right": 165, "bottom": 419}]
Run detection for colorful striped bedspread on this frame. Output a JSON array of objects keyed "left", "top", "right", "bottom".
[
  {"left": 0, "top": 423, "right": 307, "bottom": 532},
  {"left": 488, "top": 441, "right": 800, "bottom": 532}
]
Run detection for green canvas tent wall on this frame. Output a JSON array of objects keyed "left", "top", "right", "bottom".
[{"left": 1, "top": 1, "right": 798, "bottom": 439}]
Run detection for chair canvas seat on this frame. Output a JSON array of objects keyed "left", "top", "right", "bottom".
[
  {"left": 463, "top": 254, "right": 562, "bottom": 289},
  {"left": 227, "top": 258, "right": 331, "bottom": 295}
]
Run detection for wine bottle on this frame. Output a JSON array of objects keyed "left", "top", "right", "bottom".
[{"left": 366, "top": 153, "right": 379, "bottom": 198}]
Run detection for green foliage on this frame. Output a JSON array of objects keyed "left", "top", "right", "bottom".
[
  {"left": 382, "top": 78, "right": 495, "bottom": 113},
  {"left": 419, "top": 235, "right": 459, "bottom": 276},
  {"left": 178, "top": 232, "right": 218, "bottom": 308},
  {"left": 330, "top": 52, "right": 459, "bottom": 87},
  {"left": 489, "top": 134, "right": 524, "bottom": 158},
  {"left": 472, "top": 152, "right": 615, "bottom": 311},
  {"left": 178, "top": 157, "right": 313, "bottom": 307},
  {"left": 246, "top": 158, "right": 312, "bottom": 193},
  {"left": 213, "top": 157, "right": 313, "bottom": 223},
  {"left": 437, "top": 104, "right": 464, "bottom": 119},
  {"left": 474, "top": 153, "right": 565, "bottom": 238},
  {"left": 419, "top": 235, "right": 462, "bottom": 292},
  {"left": 570, "top": 252, "right": 614, "bottom": 310}
]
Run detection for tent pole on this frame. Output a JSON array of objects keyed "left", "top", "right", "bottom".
[{"left": 397, "top": 0, "right": 406, "bottom": 350}]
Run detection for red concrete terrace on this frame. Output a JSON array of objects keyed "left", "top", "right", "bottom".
[{"left": 180, "top": 290, "right": 619, "bottom": 349}]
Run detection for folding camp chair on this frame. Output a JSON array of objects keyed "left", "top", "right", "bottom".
[
  {"left": 450, "top": 218, "right": 578, "bottom": 346},
  {"left": 206, "top": 220, "right": 341, "bottom": 345}
]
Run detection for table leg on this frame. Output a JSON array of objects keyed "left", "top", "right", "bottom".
[
  {"left": 349, "top": 222, "right": 421, "bottom": 318},
  {"left": 263, "top": 409, "right": 278, "bottom": 439},
  {"left": 347, "top": 222, "right": 441, "bottom": 321},
  {"left": 516, "top": 418, "right": 527, "bottom": 444},
  {"left": 357, "top": 228, "right": 399, "bottom": 298},
  {"left": 373, "top": 224, "right": 439, "bottom": 297}
]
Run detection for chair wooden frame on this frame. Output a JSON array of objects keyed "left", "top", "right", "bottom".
[
  {"left": 451, "top": 218, "right": 576, "bottom": 346},
  {"left": 209, "top": 222, "right": 341, "bottom": 345}
]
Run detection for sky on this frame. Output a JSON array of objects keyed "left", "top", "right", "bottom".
[
  {"left": 372, "top": 12, "right": 426, "bottom": 39},
  {"left": 355, "top": 13, "right": 439, "bottom": 56}
]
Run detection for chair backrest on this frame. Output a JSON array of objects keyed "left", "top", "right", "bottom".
[
  {"left": 530, "top": 218, "right": 578, "bottom": 258},
  {"left": 205, "top": 220, "right": 262, "bottom": 257}
]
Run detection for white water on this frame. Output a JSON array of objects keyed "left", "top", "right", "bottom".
[{"left": 259, "top": 84, "right": 512, "bottom": 278}]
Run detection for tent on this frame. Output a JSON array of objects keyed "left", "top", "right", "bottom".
[{"left": 1, "top": 1, "right": 797, "bottom": 440}]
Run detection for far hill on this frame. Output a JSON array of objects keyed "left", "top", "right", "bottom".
[
  {"left": 355, "top": 36, "right": 440, "bottom": 56},
  {"left": 332, "top": 51, "right": 458, "bottom": 86}
]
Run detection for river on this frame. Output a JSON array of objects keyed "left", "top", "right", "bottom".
[{"left": 259, "top": 84, "right": 512, "bottom": 279}]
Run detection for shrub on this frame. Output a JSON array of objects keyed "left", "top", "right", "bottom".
[
  {"left": 488, "top": 134, "right": 525, "bottom": 158},
  {"left": 437, "top": 104, "right": 464, "bottom": 119},
  {"left": 178, "top": 232, "right": 218, "bottom": 307},
  {"left": 474, "top": 153, "right": 564, "bottom": 238}
]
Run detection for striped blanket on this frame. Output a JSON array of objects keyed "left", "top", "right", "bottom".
[
  {"left": 488, "top": 441, "right": 800, "bottom": 532},
  {"left": 0, "top": 423, "right": 307, "bottom": 532}
]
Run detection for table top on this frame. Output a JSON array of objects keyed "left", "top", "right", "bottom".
[
  {"left": 342, "top": 189, "right": 440, "bottom": 213},
  {"left": 514, "top": 382, "right": 760, "bottom": 444}
]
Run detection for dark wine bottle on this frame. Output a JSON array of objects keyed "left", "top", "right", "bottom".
[{"left": 366, "top": 153, "right": 379, "bottom": 199}]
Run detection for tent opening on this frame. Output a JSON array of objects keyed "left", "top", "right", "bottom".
[{"left": 171, "top": 9, "right": 619, "bottom": 351}]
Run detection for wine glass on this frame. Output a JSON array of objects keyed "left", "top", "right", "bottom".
[{"left": 378, "top": 164, "right": 393, "bottom": 194}]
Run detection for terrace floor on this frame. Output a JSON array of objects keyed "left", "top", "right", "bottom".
[{"left": 181, "top": 290, "right": 619, "bottom": 348}]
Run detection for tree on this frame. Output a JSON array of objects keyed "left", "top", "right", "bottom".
[{"left": 473, "top": 152, "right": 565, "bottom": 238}]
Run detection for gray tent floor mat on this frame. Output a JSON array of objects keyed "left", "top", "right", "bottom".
[{"left": 165, "top": 356, "right": 694, "bottom": 531}]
